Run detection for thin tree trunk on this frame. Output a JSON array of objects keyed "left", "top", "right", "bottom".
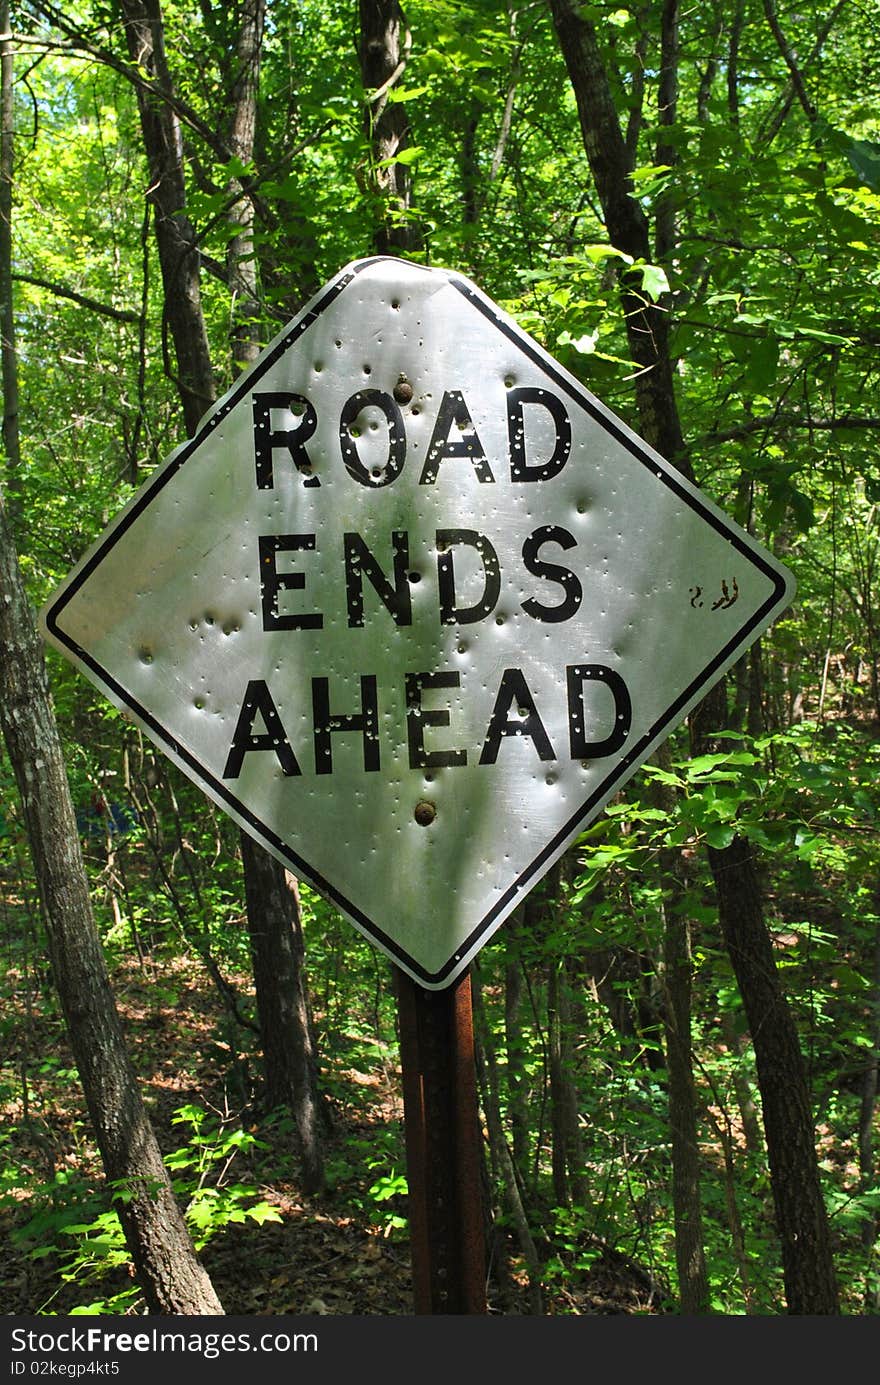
[
  {"left": 358, "top": 0, "right": 422, "bottom": 256},
  {"left": 651, "top": 743, "right": 710, "bottom": 1314},
  {"left": 119, "top": 0, "right": 215, "bottom": 434},
  {"left": 546, "top": 0, "right": 689, "bottom": 475},
  {"left": 1, "top": 13, "right": 220, "bottom": 1314},
  {"left": 120, "top": 0, "right": 323, "bottom": 1184},
  {"left": 720, "top": 1010, "right": 764, "bottom": 1158},
  {"left": 548, "top": 1, "right": 840, "bottom": 1312},
  {"left": 547, "top": 955, "right": 586, "bottom": 1209},
  {"left": 220, "top": 0, "right": 324, "bottom": 1188},
  {"left": 504, "top": 936, "right": 530, "bottom": 1178},
  {"left": 708, "top": 834, "right": 839, "bottom": 1313},
  {"left": 241, "top": 837, "right": 323, "bottom": 1192},
  {"left": 659, "top": 856, "right": 711, "bottom": 1314},
  {"left": 226, "top": 0, "right": 265, "bottom": 374},
  {"left": 0, "top": 2, "right": 20, "bottom": 528},
  {"left": 859, "top": 917, "right": 880, "bottom": 1310},
  {"left": 0, "top": 171, "right": 221, "bottom": 1313},
  {"left": 473, "top": 972, "right": 543, "bottom": 1313}
]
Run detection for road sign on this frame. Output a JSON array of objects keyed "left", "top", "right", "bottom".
[{"left": 41, "top": 257, "right": 795, "bottom": 988}]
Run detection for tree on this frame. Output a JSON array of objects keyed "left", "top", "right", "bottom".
[
  {"left": 5, "top": 0, "right": 880, "bottom": 1317},
  {"left": 0, "top": 26, "right": 221, "bottom": 1307},
  {"left": 546, "top": 0, "right": 839, "bottom": 1313},
  {"left": 116, "top": 0, "right": 325, "bottom": 1190}
]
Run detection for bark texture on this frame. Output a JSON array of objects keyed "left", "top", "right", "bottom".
[
  {"left": 547, "top": 0, "right": 839, "bottom": 1313},
  {"left": 0, "top": 495, "right": 223, "bottom": 1314},
  {"left": 708, "top": 835, "right": 839, "bottom": 1313},
  {"left": 225, "top": 0, "right": 265, "bottom": 373},
  {"left": 358, "top": 0, "right": 422, "bottom": 255},
  {"left": 119, "top": 0, "right": 324, "bottom": 1188},
  {"left": 119, "top": 0, "right": 215, "bottom": 434},
  {"left": 0, "top": 2, "right": 20, "bottom": 527},
  {"left": 241, "top": 836, "right": 324, "bottom": 1192},
  {"left": 547, "top": 0, "right": 689, "bottom": 475}
]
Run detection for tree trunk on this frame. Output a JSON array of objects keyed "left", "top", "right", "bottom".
[
  {"left": 547, "top": 955, "right": 586, "bottom": 1209},
  {"left": 720, "top": 1010, "right": 765, "bottom": 1158},
  {"left": 119, "top": 0, "right": 215, "bottom": 434},
  {"left": 0, "top": 17, "right": 221, "bottom": 1315},
  {"left": 708, "top": 834, "right": 839, "bottom": 1313},
  {"left": 472, "top": 971, "right": 543, "bottom": 1314},
  {"left": 548, "top": 0, "right": 840, "bottom": 1312},
  {"left": 503, "top": 932, "right": 530, "bottom": 1178},
  {"left": 120, "top": 0, "right": 323, "bottom": 1181},
  {"left": 220, "top": 0, "right": 324, "bottom": 1187},
  {"left": 226, "top": 0, "right": 265, "bottom": 374},
  {"left": 0, "top": 2, "right": 20, "bottom": 529},
  {"left": 358, "top": 0, "right": 422, "bottom": 255},
  {"left": 649, "top": 741, "right": 710, "bottom": 1314},
  {"left": 546, "top": 0, "right": 689, "bottom": 475},
  {"left": 659, "top": 851, "right": 711, "bottom": 1314},
  {"left": 241, "top": 836, "right": 324, "bottom": 1192},
  {"left": 859, "top": 916, "right": 880, "bottom": 1310},
  {"left": 1, "top": 471, "right": 222, "bottom": 1317}
]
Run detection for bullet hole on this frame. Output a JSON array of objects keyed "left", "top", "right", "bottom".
[
  {"left": 394, "top": 377, "right": 414, "bottom": 404},
  {"left": 414, "top": 800, "right": 436, "bottom": 826}
]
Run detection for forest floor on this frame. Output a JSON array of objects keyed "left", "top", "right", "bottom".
[{"left": 1, "top": 940, "right": 666, "bottom": 1318}]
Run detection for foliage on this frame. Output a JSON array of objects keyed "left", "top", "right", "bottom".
[{"left": 1, "top": 0, "right": 879, "bottom": 1317}]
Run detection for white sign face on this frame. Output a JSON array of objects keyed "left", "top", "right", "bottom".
[{"left": 41, "top": 258, "right": 795, "bottom": 988}]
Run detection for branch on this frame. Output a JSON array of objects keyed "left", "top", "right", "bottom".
[
  {"left": 759, "top": 0, "right": 845, "bottom": 144},
  {"left": 694, "top": 413, "right": 880, "bottom": 449},
  {"left": 762, "top": 0, "right": 817, "bottom": 122},
  {"left": 21, "top": 4, "right": 234, "bottom": 164},
  {"left": 11, "top": 271, "right": 140, "bottom": 322}
]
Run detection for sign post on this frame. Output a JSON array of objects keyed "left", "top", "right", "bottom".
[
  {"left": 395, "top": 966, "right": 486, "bottom": 1314},
  {"left": 41, "top": 256, "right": 796, "bottom": 1312}
]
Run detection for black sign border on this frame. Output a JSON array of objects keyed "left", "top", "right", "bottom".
[{"left": 43, "top": 257, "right": 792, "bottom": 987}]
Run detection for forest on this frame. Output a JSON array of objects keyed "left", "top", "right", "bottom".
[{"left": 1, "top": 0, "right": 879, "bottom": 1320}]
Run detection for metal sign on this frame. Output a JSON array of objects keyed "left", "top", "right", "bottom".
[{"left": 41, "top": 257, "right": 795, "bottom": 988}]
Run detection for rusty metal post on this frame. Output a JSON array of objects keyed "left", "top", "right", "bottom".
[{"left": 395, "top": 966, "right": 487, "bottom": 1314}]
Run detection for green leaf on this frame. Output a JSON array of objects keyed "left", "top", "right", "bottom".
[
  {"left": 704, "top": 823, "right": 736, "bottom": 849},
  {"left": 247, "top": 1203, "right": 283, "bottom": 1226},
  {"left": 387, "top": 85, "right": 431, "bottom": 103},
  {"left": 635, "top": 262, "right": 670, "bottom": 300},
  {"left": 818, "top": 119, "right": 880, "bottom": 191},
  {"left": 377, "top": 146, "right": 425, "bottom": 168}
]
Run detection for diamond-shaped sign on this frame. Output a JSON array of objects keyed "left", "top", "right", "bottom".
[{"left": 41, "top": 257, "right": 795, "bottom": 988}]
